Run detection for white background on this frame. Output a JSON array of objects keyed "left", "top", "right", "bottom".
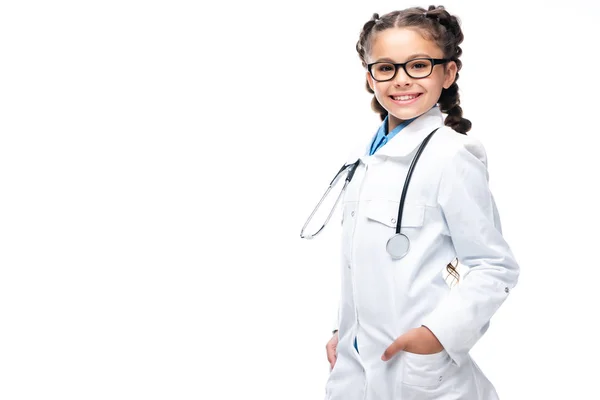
[{"left": 1, "top": 0, "right": 599, "bottom": 399}]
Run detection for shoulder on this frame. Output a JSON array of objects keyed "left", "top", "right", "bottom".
[{"left": 434, "top": 125, "right": 488, "bottom": 168}]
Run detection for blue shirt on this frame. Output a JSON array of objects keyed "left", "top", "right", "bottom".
[{"left": 368, "top": 105, "right": 438, "bottom": 155}]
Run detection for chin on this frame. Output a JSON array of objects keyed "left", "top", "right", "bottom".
[{"left": 387, "top": 109, "right": 422, "bottom": 121}]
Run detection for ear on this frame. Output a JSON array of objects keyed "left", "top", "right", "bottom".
[
  {"left": 443, "top": 61, "right": 458, "bottom": 89},
  {"left": 366, "top": 71, "right": 375, "bottom": 92}
]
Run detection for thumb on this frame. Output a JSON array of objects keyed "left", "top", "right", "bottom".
[{"left": 381, "top": 334, "right": 407, "bottom": 361}]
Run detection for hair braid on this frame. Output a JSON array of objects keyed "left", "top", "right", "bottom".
[{"left": 430, "top": 8, "right": 471, "bottom": 134}]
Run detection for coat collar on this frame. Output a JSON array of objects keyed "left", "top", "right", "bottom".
[
  {"left": 344, "top": 106, "right": 445, "bottom": 165},
  {"left": 374, "top": 106, "right": 444, "bottom": 158}
]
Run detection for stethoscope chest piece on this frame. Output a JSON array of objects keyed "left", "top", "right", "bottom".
[{"left": 386, "top": 233, "right": 410, "bottom": 260}]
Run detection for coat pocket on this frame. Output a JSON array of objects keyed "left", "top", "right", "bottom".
[
  {"left": 399, "top": 349, "right": 455, "bottom": 388},
  {"left": 365, "top": 199, "right": 425, "bottom": 228}
]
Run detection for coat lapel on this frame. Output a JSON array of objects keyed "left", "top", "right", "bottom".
[
  {"left": 343, "top": 106, "right": 445, "bottom": 165},
  {"left": 372, "top": 106, "right": 445, "bottom": 158}
]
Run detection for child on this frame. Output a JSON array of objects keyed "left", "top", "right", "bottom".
[{"left": 323, "top": 5, "right": 520, "bottom": 400}]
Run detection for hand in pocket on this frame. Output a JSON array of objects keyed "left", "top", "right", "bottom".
[
  {"left": 326, "top": 331, "right": 339, "bottom": 370},
  {"left": 381, "top": 326, "right": 443, "bottom": 361}
]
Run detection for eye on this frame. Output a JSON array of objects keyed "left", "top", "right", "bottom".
[{"left": 377, "top": 64, "right": 394, "bottom": 72}]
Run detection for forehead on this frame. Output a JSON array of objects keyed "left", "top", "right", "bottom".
[{"left": 368, "top": 27, "right": 442, "bottom": 63}]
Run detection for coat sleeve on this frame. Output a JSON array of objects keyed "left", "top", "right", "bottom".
[{"left": 420, "top": 137, "right": 520, "bottom": 367}]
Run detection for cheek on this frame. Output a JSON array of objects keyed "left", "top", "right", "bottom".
[
  {"left": 427, "top": 86, "right": 444, "bottom": 98},
  {"left": 423, "top": 77, "right": 445, "bottom": 95},
  {"left": 374, "top": 83, "right": 390, "bottom": 99}
]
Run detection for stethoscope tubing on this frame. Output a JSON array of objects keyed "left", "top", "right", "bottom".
[
  {"left": 395, "top": 127, "right": 439, "bottom": 233},
  {"left": 300, "top": 127, "right": 440, "bottom": 246}
]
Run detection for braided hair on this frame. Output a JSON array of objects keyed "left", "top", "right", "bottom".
[{"left": 355, "top": 5, "right": 472, "bottom": 135}]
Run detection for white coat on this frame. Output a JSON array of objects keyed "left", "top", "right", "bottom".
[{"left": 325, "top": 106, "right": 520, "bottom": 400}]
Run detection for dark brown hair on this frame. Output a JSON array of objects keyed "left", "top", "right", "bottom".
[
  {"left": 355, "top": 5, "right": 472, "bottom": 135},
  {"left": 446, "top": 257, "right": 460, "bottom": 286}
]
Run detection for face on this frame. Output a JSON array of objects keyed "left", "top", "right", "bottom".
[{"left": 366, "top": 27, "right": 457, "bottom": 131}]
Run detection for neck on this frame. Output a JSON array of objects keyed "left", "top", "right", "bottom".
[{"left": 387, "top": 114, "right": 405, "bottom": 134}]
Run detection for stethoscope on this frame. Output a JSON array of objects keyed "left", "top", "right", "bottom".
[{"left": 300, "top": 127, "right": 440, "bottom": 260}]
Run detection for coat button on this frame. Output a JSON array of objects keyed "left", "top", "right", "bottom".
[
  {"left": 439, "top": 376, "right": 443, "bottom": 381},
  {"left": 505, "top": 287, "right": 509, "bottom": 293},
  {"left": 391, "top": 218, "right": 396, "bottom": 224},
  {"left": 351, "top": 211, "right": 355, "bottom": 217}
]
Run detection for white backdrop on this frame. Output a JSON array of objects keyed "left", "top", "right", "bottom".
[{"left": 1, "top": 0, "right": 599, "bottom": 399}]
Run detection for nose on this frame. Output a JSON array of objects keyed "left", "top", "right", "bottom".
[{"left": 393, "top": 66, "right": 412, "bottom": 86}]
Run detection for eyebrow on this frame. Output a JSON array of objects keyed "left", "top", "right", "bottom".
[{"left": 373, "top": 53, "right": 432, "bottom": 63}]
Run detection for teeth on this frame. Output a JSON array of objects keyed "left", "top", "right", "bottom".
[{"left": 392, "top": 94, "right": 418, "bottom": 101}]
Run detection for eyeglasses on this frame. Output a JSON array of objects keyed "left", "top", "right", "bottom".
[{"left": 367, "top": 58, "right": 450, "bottom": 81}]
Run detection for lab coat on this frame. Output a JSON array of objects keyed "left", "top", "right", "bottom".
[{"left": 325, "top": 106, "right": 520, "bottom": 400}]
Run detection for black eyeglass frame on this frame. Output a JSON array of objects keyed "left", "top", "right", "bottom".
[{"left": 367, "top": 58, "right": 450, "bottom": 81}]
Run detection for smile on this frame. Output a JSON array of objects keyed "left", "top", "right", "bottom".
[
  {"left": 390, "top": 93, "right": 422, "bottom": 101},
  {"left": 389, "top": 93, "right": 422, "bottom": 105}
]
